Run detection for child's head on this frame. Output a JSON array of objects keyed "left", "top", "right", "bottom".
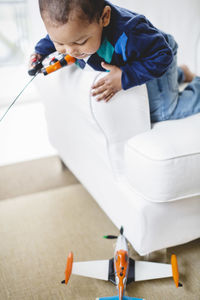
[{"left": 39, "top": 0, "right": 111, "bottom": 59}]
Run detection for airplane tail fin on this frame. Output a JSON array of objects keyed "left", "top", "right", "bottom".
[
  {"left": 61, "top": 252, "right": 73, "bottom": 285},
  {"left": 171, "top": 254, "right": 183, "bottom": 288},
  {"left": 96, "top": 296, "right": 145, "bottom": 300}
]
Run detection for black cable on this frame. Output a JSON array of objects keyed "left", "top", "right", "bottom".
[{"left": 0, "top": 74, "right": 37, "bottom": 123}]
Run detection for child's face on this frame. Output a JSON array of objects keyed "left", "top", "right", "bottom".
[{"left": 44, "top": 6, "right": 111, "bottom": 59}]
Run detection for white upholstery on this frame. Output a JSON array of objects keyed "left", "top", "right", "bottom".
[
  {"left": 30, "top": 0, "right": 200, "bottom": 255},
  {"left": 35, "top": 65, "right": 200, "bottom": 255},
  {"left": 125, "top": 114, "right": 200, "bottom": 202},
  {"left": 90, "top": 72, "right": 150, "bottom": 176}
]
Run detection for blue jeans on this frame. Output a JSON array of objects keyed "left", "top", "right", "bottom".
[{"left": 146, "top": 35, "right": 200, "bottom": 122}]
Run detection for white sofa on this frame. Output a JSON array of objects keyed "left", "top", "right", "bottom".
[{"left": 32, "top": 0, "right": 200, "bottom": 255}]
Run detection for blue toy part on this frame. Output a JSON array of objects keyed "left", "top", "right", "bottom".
[{"left": 96, "top": 296, "right": 145, "bottom": 300}]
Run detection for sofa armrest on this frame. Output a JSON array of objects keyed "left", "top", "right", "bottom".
[
  {"left": 36, "top": 67, "right": 150, "bottom": 176},
  {"left": 90, "top": 72, "right": 151, "bottom": 144},
  {"left": 90, "top": 72, "right": 151, "bottom": 176}
]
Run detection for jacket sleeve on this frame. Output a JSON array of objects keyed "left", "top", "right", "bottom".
[
  {"left": 35, "top": 34, "right": 56, "bottom": 56},
  {"left": 119, "top": 15, "right": 174, "bottom": 90}
]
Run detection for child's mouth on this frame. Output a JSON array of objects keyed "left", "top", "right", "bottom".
[{"left": 74, "top": 53, "right": 87, "bottom": 59}]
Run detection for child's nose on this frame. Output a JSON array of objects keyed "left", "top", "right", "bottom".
[
  {"left": 64, "top": 45, "right": 78, "bottom": 56},
  {"left": 58, "top": 45, "right": 67, "bottom": 54}
]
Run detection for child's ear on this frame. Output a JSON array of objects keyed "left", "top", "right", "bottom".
[{"left": 100, "top": 6, "right": 111, "bottom": 27}]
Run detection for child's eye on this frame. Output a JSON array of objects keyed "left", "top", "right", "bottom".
[
  {"left": 55, "top": 42, "right": 64, "bottom": 46},
  {"left": 75, "top": 39, "right": 88, "bottom": 45}
]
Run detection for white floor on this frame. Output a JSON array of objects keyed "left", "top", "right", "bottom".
[{"left": 0, "top": 101, "right": 57, "bottom": 166}]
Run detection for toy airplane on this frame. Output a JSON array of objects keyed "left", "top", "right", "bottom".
[{"left": 61, "top": 227, "right": 182, "bottom": 300}]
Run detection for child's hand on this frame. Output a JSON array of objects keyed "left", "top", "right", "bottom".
[
  {"left": 91, "top": 62, "right": 122, "bottom": 102},
  {"left": 28, "top": 53, "right": 43, "bottom": 71}
]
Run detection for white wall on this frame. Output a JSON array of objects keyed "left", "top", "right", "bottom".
[{"left": 28, "top": 0, "right": 46, "bottom": 50}]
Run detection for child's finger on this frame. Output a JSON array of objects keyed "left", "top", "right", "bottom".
[
  {"left": 96, "top": 90, "right": 112, "bottom": 101},
  {"left": 91, "top": 85, "right": 107, "bottom": 96},
  {"left": 105, "top": 92, "right": 114, "bottom": 102},
  {"left": 91, "top": 78, "right": 106, "bottom": 89},
  {"left": 29, "top": 53, "right": 42, "bottom": 68},
  {"left": 101, "top": 61, "right": 114, "bottom": 72}
]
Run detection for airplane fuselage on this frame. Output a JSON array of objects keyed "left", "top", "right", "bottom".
[{"left": 114, "top": 234, "right": 129, "bottom": 300}]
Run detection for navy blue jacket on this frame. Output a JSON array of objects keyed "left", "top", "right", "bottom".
[{"left": 35, "top": 1, "right": 174, "bottom": 90}]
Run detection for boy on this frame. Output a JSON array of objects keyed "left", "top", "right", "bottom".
[{"left": 30, "top": 0, "right": 200, "bottom": 122}]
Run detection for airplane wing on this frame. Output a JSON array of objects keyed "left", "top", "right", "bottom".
[
  {"left": 72, "top": 259, "right": 110, "bottom": 280},
  {"left": 134, "top": 260, "right": 172, "bottom": 281},
  {"left": 62, "top": 252, "right": 110, "bottom": 284},
  {"left": 126, "top": 254, "right": 181, "bottom": 288},
  {"left": 132, "top": 254, "right": 180, "bottom": 287}
]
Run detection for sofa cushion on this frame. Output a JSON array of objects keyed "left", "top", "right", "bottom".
[{"left": 125, "top": 113, "right": 200, "bottom": 202}]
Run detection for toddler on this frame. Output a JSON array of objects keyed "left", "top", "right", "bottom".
[{"left": 30, "top": 0, "right": 200, "bottom": 122}]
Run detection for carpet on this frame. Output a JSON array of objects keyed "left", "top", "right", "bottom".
[
  {"left": 0, "top": 156, "right": 79, "bottom": 200},
  {"left": 0, "top": 183, "right": 199, "bottom": 300}
]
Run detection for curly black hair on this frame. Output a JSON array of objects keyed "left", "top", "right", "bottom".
[{"left": 39, "top": 0, "right": 106, "bottom": 24}]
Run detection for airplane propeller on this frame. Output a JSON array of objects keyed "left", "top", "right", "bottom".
[
  {"left": 104, "top": 227, "right": 124, "bottom": 239},
  {"left": 103, "top": 235, "right": 118, "bottom": 239}
]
